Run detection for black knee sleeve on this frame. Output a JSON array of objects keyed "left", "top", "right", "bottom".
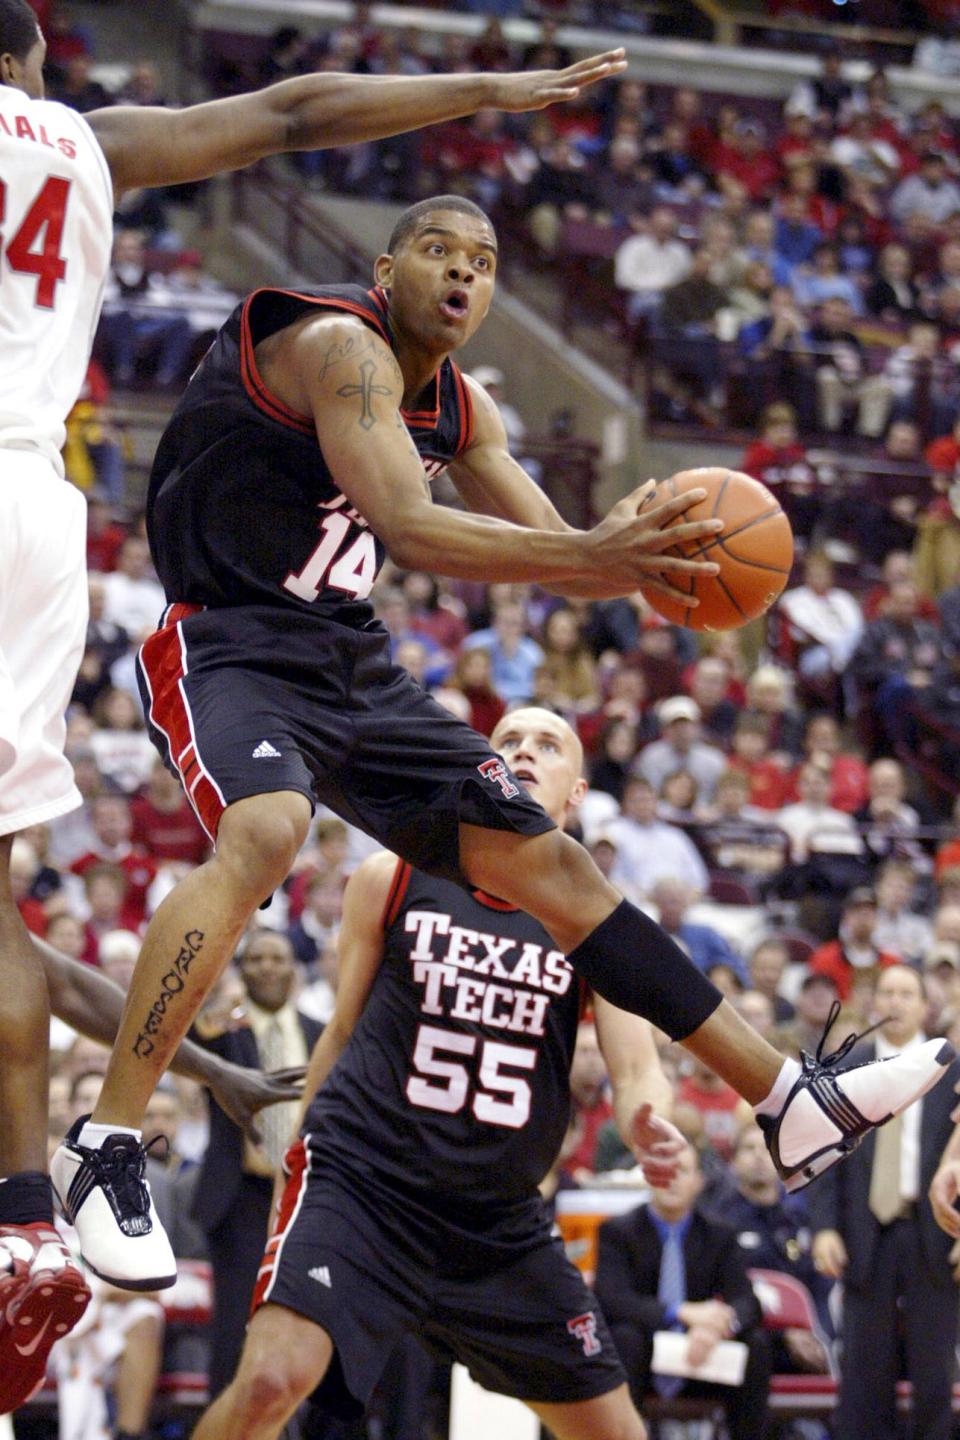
[
  {"left": 0, "top": 1170, "right": 53, "bottom": 1225},
  {"left": 567, "top": 899, "right": 722, "bottom": 1040}
]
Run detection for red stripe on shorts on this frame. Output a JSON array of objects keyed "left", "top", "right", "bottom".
[
  {"left": 139, "top": 604, "right": 225, "bottom": 842},
  {"left": 250, "top": 1137, "right": 309, "bottom": 1316}
]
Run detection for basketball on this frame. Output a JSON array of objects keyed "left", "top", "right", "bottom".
[{"left": 638, "top": 467, "right": 794, "bottom": 632}]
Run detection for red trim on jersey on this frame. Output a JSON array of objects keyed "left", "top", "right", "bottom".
[
  {"left": 239, "top": 294, "right": 315, "bottom": 437},
  {"left": 579, "top": 980, "right": 592, "bottom": 1023},
  {"left": 369, "top": 284, "right": 391, "bottom": 325},
  {"left": 250, "top": 1137, "right": 309, "bottom": 1316},
  {"left": 452, "top": 362, "right": 474, "bottom": 453},
  {"left": 401, "top": 368, "right": 441, "bottom": 426},
  {"left": 381, "top": 859, "right": 412, "bottom": 930},
  {"left": 139, "top": 607, "right": 225, "bottom": 842},
  {"left": 470, "top": 889, "right": 520, "bottom": 913},
  {"left": 238, "top": 288, "right": 391, "bottom": 437}
]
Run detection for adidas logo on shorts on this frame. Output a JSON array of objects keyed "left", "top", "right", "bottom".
[
  {"left": 308, "top": 1265, "right": 332, "bottom": 1287},
  {"left": 252, "top": 740, "right": 282, "bottom": 759}
]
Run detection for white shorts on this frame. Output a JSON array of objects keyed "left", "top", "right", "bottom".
[{"left": 0, "top": 451, "right": 88, "bottom": 836}]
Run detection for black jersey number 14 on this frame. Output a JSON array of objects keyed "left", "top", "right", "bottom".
[{"left": 406, "top": 1023, "right": 537, "bottom": 1130}]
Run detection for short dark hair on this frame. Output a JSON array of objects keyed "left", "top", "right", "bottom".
[
  {"left": 0, "top": 0, "right": 39, "bottom": 63},
  {"left": 387, "top": 195, "right": 494, "bottom": 255}
]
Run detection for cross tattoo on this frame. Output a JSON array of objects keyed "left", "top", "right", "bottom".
[{"left": 336, "top": 360, "right": 393, "bottom": 431}]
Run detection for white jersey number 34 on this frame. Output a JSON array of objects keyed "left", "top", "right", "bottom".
[{"left": 0, "top": 173, "right": 71, "bottom": 309}]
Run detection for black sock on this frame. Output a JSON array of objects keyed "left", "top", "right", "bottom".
[
  {"left": 567, "top": 899, "right": 722, "bottom": 1040},
  {"left": 0, "top": 1171, "right": 54, "bottom": 1225}
]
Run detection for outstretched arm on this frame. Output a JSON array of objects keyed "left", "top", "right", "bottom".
[
  {"left": 450, "top": 378, "right": 714, "bottom": 603},
  {"left": 87, "top": 51, "right": 626, "bottom": 195},
  {"left": 291, "top": 851, "right": 394, "bottom": 1130},
  {"left": 290, "top": 317, "right": 722, "bottom": 603},
  {"left": 35, "top": 935, "right": 302, "bottom": 1137}
]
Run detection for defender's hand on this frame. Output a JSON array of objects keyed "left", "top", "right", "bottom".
[
  {"left": 207, "top": 1062, "right": 306, "bottom": 1143},
  {"left": 490, "top": 50, "right": 627, "bottom": 112},
  {"left": 930, "top": 1161, "right": 960, "bottom": 1238},
  {"left": 812, "top": 1229, "right": 848, "bottom": 1279},
  {"left": 629, "top": 1103, "right": 686, "bottom": 1188}
]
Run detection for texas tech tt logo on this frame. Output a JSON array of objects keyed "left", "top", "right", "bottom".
[
  {"left": 567, "top": 1312, "right": 602, "bottom": 1356},
  {"left": 477, "top": 757, "right": 519, "bottom": 799}
]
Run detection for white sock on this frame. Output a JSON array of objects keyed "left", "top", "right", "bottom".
[
  {"left": 77, "top": 1121, "right": 141, "bottom": 1148},
  {"left": 753, "top": 1058, "right": 802, "bottom": 1118}
]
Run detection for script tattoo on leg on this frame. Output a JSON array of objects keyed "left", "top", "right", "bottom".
[{"left": 131, "top": 929, "right": 205, "bottom": 1059}]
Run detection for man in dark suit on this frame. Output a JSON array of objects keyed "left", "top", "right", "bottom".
[
  {"left": 808, "top": 964, "right": 960, "bottom": 1440},
  {"left": 191, "top": 930, "right": 322, "bottom": 1398},
  {"left": 594, "top": 1140, "right": 772, "bottom": 1439}
]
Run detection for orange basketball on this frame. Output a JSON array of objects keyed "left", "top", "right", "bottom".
[{"left": 638, "top": 467, "right": 794, "bottom": 632}]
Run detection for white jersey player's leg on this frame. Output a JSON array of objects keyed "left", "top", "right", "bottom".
[{"left": 0, "top": 454, "right": 91, "bottom": 1414}]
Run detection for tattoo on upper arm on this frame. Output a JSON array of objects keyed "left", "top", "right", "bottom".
[
  {"left": 316, "top": 331, "right": 377, "bottom": 381},
  {"left": 337, "top": 358, "right": 394, "bottom": 432}
]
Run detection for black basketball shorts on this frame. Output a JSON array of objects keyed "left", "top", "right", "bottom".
[
  {"left": 137, "top": 603, "right": 554, "bottom": 884},
  {"left": 251, "top": 1144, "right": 626, "bottom": 1419}
]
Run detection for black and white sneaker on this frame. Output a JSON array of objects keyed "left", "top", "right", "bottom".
[
  {"left": 50, "top": 1115, "right": 177, "bottom": 1291},
  {"left": 760, "top": 1004, "right": 955, "bottom": 1193}
]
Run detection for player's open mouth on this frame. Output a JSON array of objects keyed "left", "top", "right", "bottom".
[
  {"left": 513, "top": 767, "right": 537, "bottom": 785},
  {"left": 439, "top": 289, "right": 469, "bottom": 321}
]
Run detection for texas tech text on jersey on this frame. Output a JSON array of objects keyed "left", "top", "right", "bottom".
[{"left": 304, "top": 863, "right": 586, "bottom": 1206}]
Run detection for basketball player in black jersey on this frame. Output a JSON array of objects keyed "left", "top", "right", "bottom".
[
  {"left": 196, "top": 707, "right": 679, "bottom": 1440},
  {"left": 54, "top": 197, "right": 954, "bottom": 1292}
]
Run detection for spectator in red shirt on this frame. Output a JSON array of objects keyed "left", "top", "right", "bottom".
[
  {"left": 808, "top": 885, "right": 900, "bottom": 1007},
  {"left": 728, "top": 713, "right": 792, "bottom": 810},
  {"left": 925, "top": 413, "right": 960, "bottom": 490},
  {"left": 783, "top": 161, "right": 841, "bottom": 238},
  {"left": 784, "top": 713, "right": 870, "bottom": 814},
  {"left": 70, "top": 793, "right": 157, "bottom": 931},
  {"left": 10, "top": 838, "right": 45, "bottom": 936},
  {"left": 862, "top": 550, "right": 939, "bottom": 623},
  {"left": 775, "top": 103, "right": 816, "bottom": 172},
  {"left": 715, "top": 118, "right": 780, "bottom": 202},
  {"left": 468, "top": 16, "right": 512, "bottom": 72},
  {"left": 131, "top": 759, "right": 209, "bottom": 866},
  {"left": 675, "top": 1055, "right": 753, "bottom": 1164},
  {"left": 402, "top": 572, "right": 468, "bottom": 656},
  {"left": 669, "top": 86, "right": 715, "bottom": 168},
  {"left": 567, "top": 1018, "right": 614, "bottom": 1178},
  {"left": 934, "top": 795, "right": 960, "bottom": 881},
  {"left": 426, "top": 108, "right": 514, "bottom": 210},
  {"left": 45, "top": 912, "right": 88, "bottom": 965},
  {"left": 80, "top": 864, "right": 131, "bottom": 966},
  {"left": 741, "top": 401, "right": 820, "bottom": 542},
  {"left": 86, "top": 491, "right": 127, "bottom": 574},
  {"left": 451, "top": 647, "right": 506, "bottom": 739}
]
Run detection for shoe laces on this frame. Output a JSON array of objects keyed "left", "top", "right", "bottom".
[
  {"left": 78, "top": 1133, "right": 168, "bottom": 1219},
  {"left": 803, "top": 999, "right": 883, "bottom": 1074}
]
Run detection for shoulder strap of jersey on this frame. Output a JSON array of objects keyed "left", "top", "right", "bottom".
[
  {"left": 380, "top": 858, "right": 413, "bottom": 931},
  {"left": 237, "top": 285, "right": 393, "bottom": 436},
  {"left": 450, "top": 360, "right": 475, "bottom": 456}
]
